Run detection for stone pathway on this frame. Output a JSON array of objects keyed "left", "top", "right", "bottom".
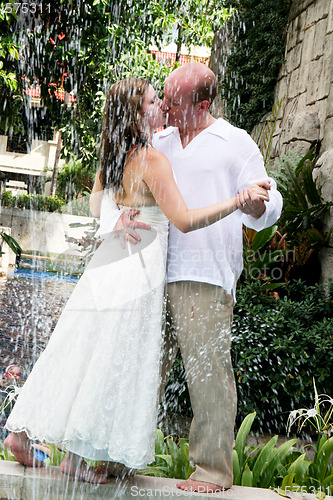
[{"left": 1, "top": 461, "right": 332, "bottom": 500}]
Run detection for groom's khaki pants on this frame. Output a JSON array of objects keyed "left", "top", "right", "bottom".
[{"left": 159, "top": 281, "right": 237, "bottom": 488}]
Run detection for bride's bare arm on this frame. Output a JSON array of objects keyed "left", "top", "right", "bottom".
[
  {"left": 142, "top": 149, "right": 269, "bottom": 233},
  {"left": 89, "top": 168, "right": 104, "bottom": 217}
]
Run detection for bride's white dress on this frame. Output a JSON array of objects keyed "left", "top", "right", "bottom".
[{"left": 6, "top": 200, "right": 169, "bottom": 469}]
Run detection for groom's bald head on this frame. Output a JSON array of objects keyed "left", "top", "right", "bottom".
[
  {"left": 166, "top": 63, "right": 218, "bottom": 105},
  {"left": 162, "top": 63, "right": 218, "bottom": 130}
]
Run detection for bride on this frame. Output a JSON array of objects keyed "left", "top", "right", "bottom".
[{"left": 4, "top": 78, "right": 270, "bottom": 483}]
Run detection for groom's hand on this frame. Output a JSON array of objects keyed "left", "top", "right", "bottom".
[
  {"left": 114, "top": 210, "right": 151, "bottom": 248},
  {"left": 236, "top": 180, "right": 271, "bottom": 219}
]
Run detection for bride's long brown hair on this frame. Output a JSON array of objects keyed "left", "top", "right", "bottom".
[{"left": 99, "top": 78, "right": 149, "bottom": 191}]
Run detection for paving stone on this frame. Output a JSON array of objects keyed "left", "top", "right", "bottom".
[
  {"left": 321, "top": 116, "right": 333, "bottom": 151},
  {"left": 288, "top": 111, "right": 320, "bottom": 142},
  {"left": 295, "top": 9, "right": 307, "bottom": 44},
  {"left": 314, "top": 148, "right": 333, "bottom": 202},
  {"left": 311, "top": 19, "right": 327, "bottom": 60},
  {"left": 326, "top": 82, "right": 333, "bottom": 118},
  {"left": 286, "top": 18, "right": 298, "bottom": 51},
  {"left": 285, "top": 43, "right": 302, "bottom": 73},
  {"left": 306, "top": 58, "right": 324, "bottom": 104},
  {"left": 1, "top": 461, "right": 332, "bottom": 500},
  {"left": 288, "top": 67, "right": 308, "bottom": 99},
  {"left": 327, "top": 0, "right": 333, "bottom": 34},
  {"left": 289, "top": 0, "right": 316, "bottom": 23},
  {"left": 305, "top": 0, "right": 329, "bottom": 26},
  {"left": 301, "top": 25, "right": 316, "bottom": 63}
]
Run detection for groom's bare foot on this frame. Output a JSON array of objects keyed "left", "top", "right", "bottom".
[
  {"left": 176, "top": 479, "right": 225, "bottom": 493},
  {"left": 60, "top": 454, "right": 109, "bottom": 484},
  {"left": 4, "top": 432, "right": 44, "bottom": 467}
]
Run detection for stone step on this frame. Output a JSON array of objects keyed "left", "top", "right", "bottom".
[{"left": 1, "top": 461, "right": 332, "bottom": 500}]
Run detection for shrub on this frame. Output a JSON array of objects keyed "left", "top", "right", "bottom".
[
  {"left": 222, "top": 0, "right": 291, "bottom": 133},
  {"left": 163, "top": 280, "right": 333, "bottom": 435},
  {"left": 232, "top": 279, "right": 333, "bottom": 433}
]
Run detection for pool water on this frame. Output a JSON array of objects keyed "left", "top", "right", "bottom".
[
  {"left": 14, "top": 267, "right": 80, "bottom": 283},
  {"left": 0, "top": 273, "right": 76, "bottom": 377}
]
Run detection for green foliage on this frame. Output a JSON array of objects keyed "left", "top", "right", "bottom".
[
  {"left": 252, "top": 99, "right": 282, "bottom": 166},
  {"left": 2, "top": 189, "right": 92, "bottom": 215},
  {"left": 233, "top": 412, "right": 333, "bottom": 496},
  {"left": 0, "top": 441, "right": 16, "bottom": 462},
  {"left": 0, "top": 230, "right": 21, "bottom": 257},
  {"left": 43, "top": 444, "right": 65, "bottom": 467},
  {"left": 148, "top": 0, "right": 231, "bottom": 48},
  {"left": 233, "top": 413, "right": 298, "bottom": 488},
  {"left": 0, "top": 0, "right": 23, "bottom": 134},
  {"left": 242, "top": 225, "right": 286, "bottom": 286},
  {"left": 273, "top": 150, "right": 332, "bottom": 248},
  {"left": 222, "top": 0, "right": 291, "bottom": 132},
  {"left": 1, "top": 417, "right": 332, "bottom": 494},
  {"left": 137, "top": 429, "right": 195, "bottom": 479},
  {"left": 56, "top": 157, "right": 92, "bottom": 201},
  {"left": 0, "top": 0, "right": 231, "bottom": 186},
  {"left": 232, "top": 279, "right": 333, "bottom": 433},
  {"left": 162, "top": 280, "right": 333, "bottom": 434},
  {"left": 1, "top": 190, "right": 65, "bottom": 212}
]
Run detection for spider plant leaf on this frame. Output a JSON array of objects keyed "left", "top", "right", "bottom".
[
  {"left": 302, "top": 160, "right": 322, "bottom": 205},
  {"left": 234, "top": 412, "right": 256, "bottom": 471}
]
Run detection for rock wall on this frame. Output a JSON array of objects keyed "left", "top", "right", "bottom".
[
  {"left": 269, "top": 0, "right": 333, "bottom": 282},
  {"left": 210, "top": 0, "right": 333, "bottom": 282},
  {"left": 271, "top": 0, "right": 333, "bottom": 158}
]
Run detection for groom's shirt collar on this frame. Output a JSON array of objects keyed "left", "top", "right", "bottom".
[{"left": 155, "top": 118, "right": 231, "bottom": 142}]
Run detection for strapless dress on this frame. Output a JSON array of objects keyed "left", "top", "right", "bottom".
[{"left": 6, "top": 197, "right": 169, "bottom": 469}]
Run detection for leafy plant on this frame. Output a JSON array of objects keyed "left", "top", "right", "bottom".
[
  {"left": 232, "top": 279, "right": 333, "bottom": 433},
  {"left": 0, "top": 441, "right": 16, "bottom": 462},
  {"left": 222, "top": 0, "right": 291, "bottom": 133},
  {"left": 137, "top": 429, "right": 195, "bottom": 480},
  {"left": 287, "top": 380, "right": 333, "bottom": 436},
  {"left": 252, "top": 99, "right": 282, "bottom": 166},
  {"left": 0, "top": 230, "right": 21, "bottom": 257},
  {"left": 270, "top": 149, "right": 333, "bottom": 282},
  {"left": 233, "top": 412, "right": 298, "bottom": 488},
  {"left": 273, "top": 149, "right": 332, "bottom": 249},
  {"left": 241, "top": 224, "right": 286, "bottom": 288},
  {"left": 283, "top": 384, "right": 333, "bottom": 496},
  {"left": 43, "top": 444, "right": 65, "bottom": 467}
]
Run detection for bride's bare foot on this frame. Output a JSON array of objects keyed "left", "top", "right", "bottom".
[
  {"left": 98, "top": 460, "right": 135, "bottom": 478},
  {"left": 176, "top": 479, "right": 225, "bottom": 493},
  {"left": 60, "top": 453, "right": 109, "bottom": 484},
  {"left": 4, "top": 432, "right": 44, "bottom": 467}
]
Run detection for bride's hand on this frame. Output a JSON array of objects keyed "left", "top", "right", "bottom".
[
  {"left": 236, "top": 179, "right": 271, "bottom": 219},
  {"left": 114, "top": 210, "right": 151, "bottom": 248}
]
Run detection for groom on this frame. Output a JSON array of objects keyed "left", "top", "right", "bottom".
[{"left": 114, "top": 62, "right": 282, "bottom": 493}]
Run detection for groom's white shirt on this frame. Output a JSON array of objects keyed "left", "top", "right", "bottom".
[
  {"left": 152, "top": 119, "right": 282, "bottom": 298},
  {"left": 98, "top": 118, "right": 283, "bottom": 298}
]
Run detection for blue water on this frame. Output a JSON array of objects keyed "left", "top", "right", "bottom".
[{"left": 14, "top": 267, "right": 79, "bottom": 283}]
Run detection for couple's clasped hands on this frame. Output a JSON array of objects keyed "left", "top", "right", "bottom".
[
  {"left": 236, "top": 179, "right": 271, "bottom": 218},
  {"left": 114, "top": 179, "right": 271, "bottom": 247}
]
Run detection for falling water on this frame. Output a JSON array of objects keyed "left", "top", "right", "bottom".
[{"left": 1, "top": 1, "right": 331, "bottom": 499}]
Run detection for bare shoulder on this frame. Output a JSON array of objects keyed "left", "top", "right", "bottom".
[
  {"left": 146, "top": 146, "right": 170, "bottom": 169},
  {"left": 133, "top": 145, "right": 171, "bottom": 173},
  {"left": 135, "top": 145, "right": 168, "bottom": 163}
]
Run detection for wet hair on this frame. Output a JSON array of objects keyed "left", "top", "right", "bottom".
[
  {"left": 99, "top": 78, "right": 149, "bottom": 191},
  {"left": 192, "top": 73, "right": 218, "bottom": 105}
]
